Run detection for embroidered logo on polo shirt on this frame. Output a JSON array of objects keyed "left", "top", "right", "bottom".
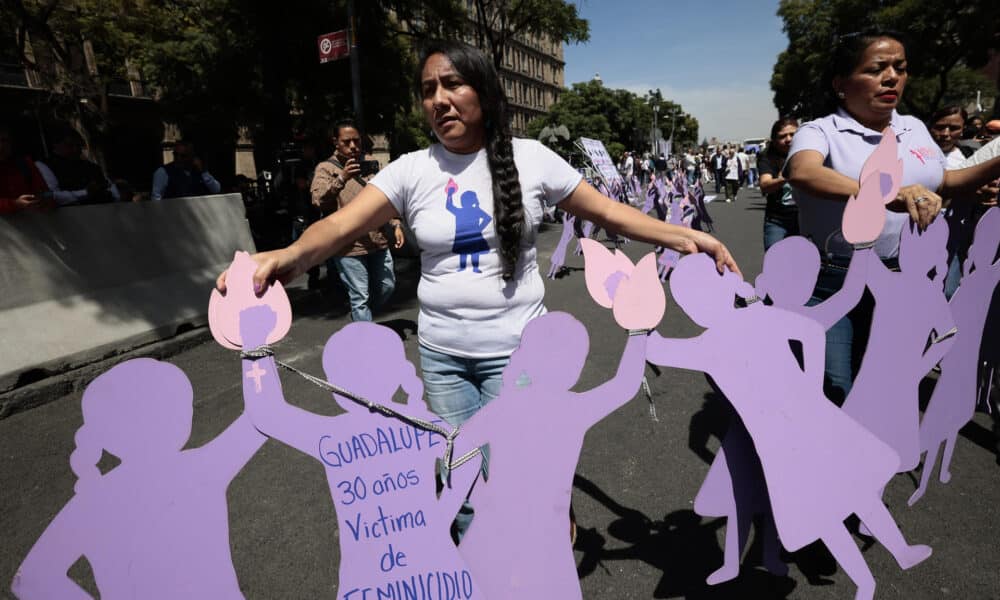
[{"left": 909, "top": 146, "right": 938, "bottom": 165}]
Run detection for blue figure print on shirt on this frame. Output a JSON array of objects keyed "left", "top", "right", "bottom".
[{"left": 445, "top": 177, "right": 492, "bottom": 273}]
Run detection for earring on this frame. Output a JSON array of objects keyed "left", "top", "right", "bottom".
[{"left": 837, "top": 91, "right": 846, "bottom": 99}]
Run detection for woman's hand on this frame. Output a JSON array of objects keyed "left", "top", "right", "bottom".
[
  {"left": 889, "top": 184, "right": 941, "bottom": 230},
  {"left": 976, "top": 179, "right": 999, "bottom": 208},
  {"left": 677, "top": 230, "right": 741, "bottom": 277},
  {"left": 216, "top": 246, "right": 305, "bottom": 296}
]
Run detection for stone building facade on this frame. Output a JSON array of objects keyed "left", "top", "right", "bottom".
[{"left": 490, "top": 33, "right": 565, "bottom": 136}]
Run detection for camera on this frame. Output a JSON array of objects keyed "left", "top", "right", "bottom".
[{"left": 361, "top": 160, "right": 380, "bottom": 177}]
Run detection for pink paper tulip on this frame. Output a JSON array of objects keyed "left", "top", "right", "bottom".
[
  {"left": 580, "top": 238, "right": 666, "bottom": 329},
  {"left": 843, "top": 128, "right": 903, "bottom": 245},
  {"left": 208, "top": 251, "right": 292, "bottom": 349}
]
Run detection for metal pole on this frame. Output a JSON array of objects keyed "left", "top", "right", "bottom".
[
  {"left": 347, "top": 0, "right": 365, "bottom": 158},
  {"left": 651, "top": 106, "right": 658, "bottom": 155}
]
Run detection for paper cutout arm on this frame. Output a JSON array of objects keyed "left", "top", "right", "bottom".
[
  {"left": 645, "top": 331, "right": 709, "bottom": 373},
  {"left": 577, "top": 335, "right": 649, "bottom": 424},
  {"left": 12, "top": 502, "right": 92, "bottom": 599},
  {"left": 864, "top": 248, "right": 892, "bottom": 295},
  {"left": 240, "top": 306, "right": 326, "bottom": 456},
  {"left": 436, "top": 451, "right": 483, "bottom": 524},
  {"left": 195, "top": 414, "right": 267, "bottom": 482},
  {"left": 920, "top": 311, "right": 958, "bottom": 373},
  {"left": 806, "top": 247, "right": 871, "bottom": 330}
]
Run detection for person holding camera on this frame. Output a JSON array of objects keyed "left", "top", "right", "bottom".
[
  {"left": 0, "top": 123, "right": 53, "bottom": 215},
  {"left": 311, "top": 118, "right": 404, "bottom": 322}
]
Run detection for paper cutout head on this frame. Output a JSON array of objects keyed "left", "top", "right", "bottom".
[
  {"left": 209, "top": 251, "right": 292, "bottom": 349},
  {"left": 842, "top": 128, "right": 902, "bottom": 244},
  {"left": 321, "top": 321, "right": 423, "bottom": 413},
  {"left": 966, "top": 207, "right": 1000, "bottom": 274},
  {"left": 579, "top": 238, "right": 665, "bottom": 329},
  {"left": 899, "top": 217, "right": 949, "bottom": 283},
  {"left": 73, "top": 358, "right": 193, "bottom": 492},
  {"left": 755, "top": 236, "right": 822, "bottom": 307}
]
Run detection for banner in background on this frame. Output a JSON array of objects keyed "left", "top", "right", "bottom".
[{"left": 579, "top": 138, "right": 624, "bottom": 187}]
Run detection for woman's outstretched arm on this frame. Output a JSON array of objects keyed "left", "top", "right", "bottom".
[
  {"left": 217, "top": 186, "right": 399, "bottom": 294},
  {"left": 560, "top": 180, "right": 741, "bottom": 277}
]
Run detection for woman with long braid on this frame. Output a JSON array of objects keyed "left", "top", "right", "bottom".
[{"left": 216, "top": 40, "right": 738, "bottom": 429}]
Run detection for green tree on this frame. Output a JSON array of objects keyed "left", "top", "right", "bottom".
[
  {"left": 771, "top": 0, "right": 999, "bottom": 121},
  {"left": 1, "top": 0, "right": 467, "bottom": 170},
  {"left": 527, "top": 81, "right": 698, "bottom": 160},
  {"left": 469, "top": 0, "right": 589, "bottom": 70}
]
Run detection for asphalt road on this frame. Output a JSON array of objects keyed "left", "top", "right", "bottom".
[{"left": 2, "top": 186, "right": 998, "bottom": 599}]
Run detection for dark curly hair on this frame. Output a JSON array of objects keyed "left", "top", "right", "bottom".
[{"left": 418, "top": 40, "right": 524, "bottom": 280}]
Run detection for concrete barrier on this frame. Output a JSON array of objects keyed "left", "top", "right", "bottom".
[{"left": 0, "top": 194, "right": 255, "bottom": 393}]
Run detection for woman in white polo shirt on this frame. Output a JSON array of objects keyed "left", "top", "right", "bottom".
[
  {"left": 218, "top": 40, "right": 739, "bottom": 426},
  {"left": 786, "top": 30, "right": 1000, "bottom": 402}
]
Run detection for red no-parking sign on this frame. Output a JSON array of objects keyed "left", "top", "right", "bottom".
[{"left": 317, "top": 30, "right": 349, "bottom": 64}]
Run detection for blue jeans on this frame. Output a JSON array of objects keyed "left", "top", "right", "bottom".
[
  {"left": 418, "top": 345, "right": 510, "bottom": 540},
  {"left": 331, "top": 249, "right": 395, "bottom": 322},
  {"left": 763, "top": 219, "right": 798, "bottom": 251},
  {"left": 418, "top": 344, "right": 509, "bottom": 427},
  {"left": 807, "top": 259, "right": 878, "bottom": 404}
]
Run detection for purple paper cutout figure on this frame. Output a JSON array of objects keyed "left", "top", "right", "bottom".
[
  {"left": 657, "top": 191, "right": 686, "bottom": 280},
  {"left": 548, "top": 212, "right": 577, "bottom": 279},
  {"left": 690, "top": 237, "right": 873, "bottom": 585},
  {"left": 12, "top": 358, "right": 266, "bottom": 599},
  {"left": 910, "top": 208, "right": 1000, "bottom": 505},
  {"left": 647, "top": 253, "right": 931, "bottom": 600},
  {"left": 452, "top": 312, "right": 648, "bottom": 599},
  {"left": 238, "top": 306, "right": 482, "bottom": 599},
  {"left": 573, "top": 220, "right": 596, "bottom": 256},
  {"left": 841, "top": 218, "right": 956, "bottom": 473},
  {"left": 690, "top": 180, "right": 715, "bottom": 233},
  {"left": 640, "top": 178, "right": 656, "bottom": 215}
]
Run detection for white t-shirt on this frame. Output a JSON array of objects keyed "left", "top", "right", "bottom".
[
  {"left": 725, "top": 157, "right": 740, "bottom": 180},
  {"left": 943, "top": 147, "right": 965, "bottom": 170},
  {"left": 370, "top": 138, "right": 583, "bottom": 358},
  {"left": 960, "top": 136, "right": 1000, "bottom": 168}
]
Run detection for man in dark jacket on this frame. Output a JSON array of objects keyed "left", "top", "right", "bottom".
[
  {"left": 151, "top": 140, "right": 221, "bottom": 200},
  {"left": 36, "top": 126, "right": 118, "bottom": 206}
]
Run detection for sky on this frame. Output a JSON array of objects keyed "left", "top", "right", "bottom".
[{"left": 563, "top": 0, "right": 789, "bottom": 143}]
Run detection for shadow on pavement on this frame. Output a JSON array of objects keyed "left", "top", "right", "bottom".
[{"left": 572, "top": 474, "right": 801, "bottom": 598}]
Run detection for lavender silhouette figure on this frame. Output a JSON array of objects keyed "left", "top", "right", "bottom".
[
  {"left": 452, "top": 312, "right": 648, "bottom": 599},
  {"left": 238, "top": 306, "right": 482, "bottom": 599},
  {"left": 841, "top": 218, "right": 956, "bottom": 473},
  {"left": 548, "top": 212, "right": 577, "bottom": 279},
  {"left": 657, "top": 190, "right": 687, "bottom": 280},
  {"left": 12, "top": 358, "right": 266, "bottom": 599},
  {"left": 640, "top": 177, "right": 657, "bottom": 215},
  {"left": 647, "top": 253, "right": 931, "bottom": 600},
  {"left": 910, "top": 208, "right": 1000, "bottom": 505},
  {"left": 573, "top": 220, "right": 596, "bottom": 257},
  {"left": 689, "top": 237, "right": 873, "bottom": 585},
  {"left": 690, "top": 179, "right": 715, "bottom": 233},
  {"left": 652, "top": 176, "right": 669, "bottom": 221}
]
